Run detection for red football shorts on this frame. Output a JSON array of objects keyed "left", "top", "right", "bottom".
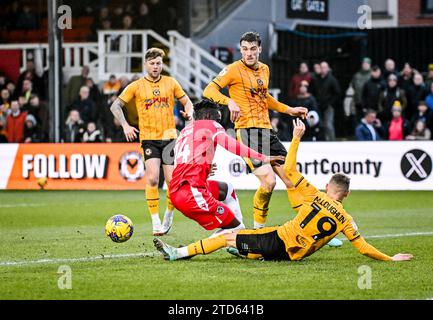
[{"left": 170, "top": 182, "right": 235, "bottom": 230}]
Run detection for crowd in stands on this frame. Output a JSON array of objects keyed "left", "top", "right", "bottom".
[
  {"left": 0, "top": 60, "right": 49, "bottom": 143},
  {"left": 272, "top": 58, "right": 433, "bottom": 141},
  {"left": 2, "top": 57, "right": 433, "bottom": 144},
  {"left": 0, "top": 0, "right": 179, "bottom": 43}
]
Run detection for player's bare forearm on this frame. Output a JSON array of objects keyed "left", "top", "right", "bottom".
[
  {"left": 179, "top": 96, "right": 194, "bottom": 120},
  {"left": 203, "top": 82, "right": 230, "bottom": 105},
  {"left": 110, "top": 98, "right": 128, "bottom": 126}
]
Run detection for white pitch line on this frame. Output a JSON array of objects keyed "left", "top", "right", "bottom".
[
  {"left": 1, "top": 231, "right": 433, "bottom": 268},
  {"left": 341, "top": 231, "right": 433, "bottom": 241},
  {"left": 0, "top": 203, "right": 46, "bottom": 208},
  {"left": 0, "top": 252, "right": 157, "bottom": 267}
]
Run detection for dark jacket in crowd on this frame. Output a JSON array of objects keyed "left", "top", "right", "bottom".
[
  {"left": 311, "top": 73, "right": 341, "bottom": 112},
  {"left": 69, "top": 98, "right": 96, "bottom": 123},
  {"left": 362, "top": 77, "right": 386, "bottom": 111},
  {"left": 406, "top": 84, "right": 428, "bottom": 119},
  {"left": 378, "top": 87, "right": 407, "bottom": 121},
  {"left": 64, "top": 122, "right": 85, "bottom": 143}
]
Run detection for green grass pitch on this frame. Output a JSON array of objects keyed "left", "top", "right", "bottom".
[{"left": 0, "top": 190, "right": 432, "bottom": 300}]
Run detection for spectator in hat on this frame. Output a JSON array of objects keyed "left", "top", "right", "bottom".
[
  {"left": 23, "top": 94, "right": 49, "bottom": 142},
  {"left": 23, "top": 113, "right": 41, "bottom": 143},
  {"left": 350, "top": 57, "right": 372, "bottom": 119},
  {"left": 384, "top": 102, "right": 411, "bottom": 141},
  {"left": 378, "top": 73, "right": 407, "bottom": 121},
  {"left": 304, "top": 110, "right": 324, "bottom": 141},
  {"left": 355, "top": 109, "right": 383, "bottom": 141}
]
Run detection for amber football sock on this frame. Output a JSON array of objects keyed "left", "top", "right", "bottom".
[
  {"left": 186, "top": 235, "right": 227, "bottom": 257},
  {"left": 146, "top": 186, "right": 160, "bottom": 226},
  {"left": 253, "top": 186, "right": 272, "bottom": 227},
  {"left": 166, "top": 187, "right": 174, "bottom": 213}
]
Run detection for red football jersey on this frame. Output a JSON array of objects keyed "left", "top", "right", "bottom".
[
  {"left": 170, "top": 120, "right": 266, "bottom": 193},
  {"left": 171, "top": 120, "right": 224, "bottom": 192}
]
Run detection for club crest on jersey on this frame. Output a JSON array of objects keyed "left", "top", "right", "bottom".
[
  {"left": 218, "top": 68, "right": 228, "bottom": 76},
  {"left": 296, "top": 235, "right": 307, "bottom": 248},
  {"left": 257, "top": 79, "right": 264, "bottom": 86},
  {"left": 153, "top": 88, "right": 160, "bottom": 96},
  {"left": 216, "top": 206, "right": 225, "bottom": 215},
  {"left": 119, "top": 151, "right": 145, "bottom": 182}
]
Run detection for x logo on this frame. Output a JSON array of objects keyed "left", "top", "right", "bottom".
[
  {"left": 401, "top": 149, "right": 432, "bottom": 182},
  {"left": 405, "top": 152, "right": 428, "bottom": 179}
]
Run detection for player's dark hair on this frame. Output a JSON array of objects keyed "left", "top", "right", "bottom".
[
  {"left": 330, "top": 173, "right": 351, "bottom": 193},
  {"left": 193, "top": 99, "right": 221, "bottom": 121},
  {"left": 240, "top": 31, "right": 261, "bottom": 46},
  {"left": 371, "top": 65, "right": 381, "bottom": 71},
  {"left": 145, "top": 47, "right": 165, "bottom": 61}
]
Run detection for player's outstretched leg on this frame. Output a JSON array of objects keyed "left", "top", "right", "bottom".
[
  {"left": 153, "top": 235, "right": 227, "bottom": 261},
  {"left": 153, "top": 238, "right": 179, "bottom": 261}
]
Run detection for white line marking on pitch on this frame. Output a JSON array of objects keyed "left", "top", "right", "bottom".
[
  {"left": 0, "top": 203, "right": 46, "bottom": 208},
  {"left": 0, "top": 252, "right": 157, "bottom": 267},
  {"left": 1, "top": 231, "right": 432, "bottom": 268},
  {"left": 341, "top": 231, "right": 433, "bottom": 241}
]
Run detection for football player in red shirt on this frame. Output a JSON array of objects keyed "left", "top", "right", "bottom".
[{"left": 170, "top": 100, "right": 284, "bottom": 234}]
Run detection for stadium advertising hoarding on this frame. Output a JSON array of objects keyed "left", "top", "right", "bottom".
[
  {"left": 0, "top": 141, "right": 432, "bottom": 190},
  {"left": 211, "top": 141, "right": 433, "bottom": 191},
  {"left": 0, "top": 143, "right": 146, "bottom": 190}
]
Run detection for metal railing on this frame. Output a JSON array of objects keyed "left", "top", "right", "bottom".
[
  {"left": 0, "top": 30, "right": 283, "bottom": 101},
  {"left": 0, "top": 42, "right": 99, "bottom": 82},
  {"left": 168, "top": 30, "right": 226, "bottom": 98}
]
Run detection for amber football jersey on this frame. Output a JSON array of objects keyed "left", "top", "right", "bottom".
[
  {"left": 212, "top": 60, "right": 272, "bottom": 129},
  {"left": 119, "top": 76, "right": 186, "bottom": 140},
  {"left": 277, "top": 139, "right": 360, "bottom": 261}
]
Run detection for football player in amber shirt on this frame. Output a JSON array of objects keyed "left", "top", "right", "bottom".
[
  {"left": 153, "top": 119, "right": 413, "bottom": 263},
  {"left": 110, "top": 48, "right": 193, "bottom": 236},
  {"left": 203, "top": 31, "right": 309, "bottom": 230}
]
